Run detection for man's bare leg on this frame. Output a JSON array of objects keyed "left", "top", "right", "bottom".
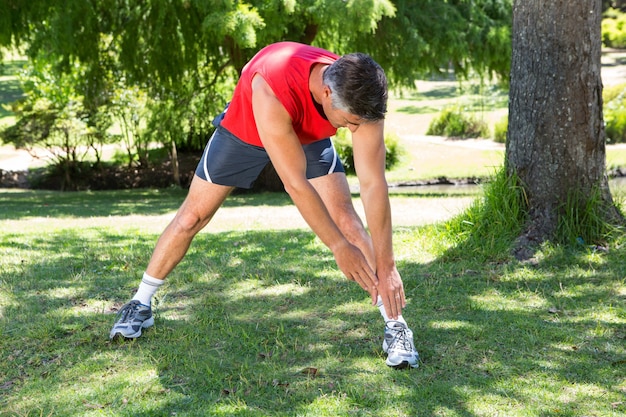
[
  {"left": 110, "top": 175, "right": 233, "bottom": 340},
  {"left": 146, "top": 175, "right": 234, "bottom": 279}
]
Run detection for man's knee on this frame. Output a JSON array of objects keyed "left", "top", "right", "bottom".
[{"left": 172, "top": 210, "right": 208, "bottom": 235}]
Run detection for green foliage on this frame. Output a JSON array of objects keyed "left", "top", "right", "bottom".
[
  {"left": 426, "top": 106, "right": 490, "bottom": 138},
  {"left": 333, "top": 128, "right": 403, "bottom": 175},
  {"left": 493, "top": 114, "right": 508, "bottom": 143},
  {"left": 351, "top": 0, "right": 512, "bottom": 85},
  {"left": 0, "top": 0, "right": 513, "bottom": 90},
  {"left": 1, "top": 0, "right": 513, "bottom": 190},
  {"left": 384, "top": 131, "right": 403, "bottom": 169},
  {"left": 437, "top": 168, "right": 527, "bottom": 261},
  {"left": 109, "top": 85, "right": 150, "bottom": 167},
  {"left": 0, "top": 58, "right": 115, "bottom": 190},
  {"left": 333, "top": 128, "right": 353, "bottom": 173},
  {"left": 605, "top": 106, "right": 626, "bottom": 144},
  {"left": 603, "top": 83, "right": 626, "bottom": 143},
  {"left": 602, "top": 8, "right": 626, "bottom": 48}
]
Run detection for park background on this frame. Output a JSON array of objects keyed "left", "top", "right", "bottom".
[{"left": 1, "top": 2, "right": 626, "bottom": 417}]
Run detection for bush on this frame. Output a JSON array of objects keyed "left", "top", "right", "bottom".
[
  {"left": 605, "top": 107, "right": 626, "bottom": 143},
  {"left": 333, "top": 128, "right": 403, "bottom": 175},
  {"left": 603, "top": 83, "right": 626, "bottom": 143},
  {"left": 426, "top": 106, "right": 490, "bottom": 139},
  {"left": 602, "top": 8, "right": 626, "bottom": 48},
  {"left": 493, "top": 115, "right": 508, "bottom": 143},
  {"left": 604, "top": 83, "right": 626, "bottom": 103}
]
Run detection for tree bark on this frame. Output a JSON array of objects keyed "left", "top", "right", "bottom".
[
  {"left": 170, "top": 138, "right": 180, "bottom": 187},
  {"left": 507, "top": 0, "right": 623, "bottom": 258}
]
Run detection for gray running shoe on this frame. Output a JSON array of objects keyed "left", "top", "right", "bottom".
[
  {"left": 383, "top": 320, "right": 420, "bottom": 369},
  {"left": 109, "top": 300, "right": 154, "bottom": 340}
]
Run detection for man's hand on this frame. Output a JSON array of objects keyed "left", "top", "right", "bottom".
[
  {"left": 332, "top": 240, "right": 379, "bottom": 301},
  {"left": 375, "top": 266, "right": 406, "bottom": 319}
]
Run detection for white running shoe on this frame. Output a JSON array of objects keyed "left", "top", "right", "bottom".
[{"left": 383, "top": 320, "right": 420, "bottom": 369}]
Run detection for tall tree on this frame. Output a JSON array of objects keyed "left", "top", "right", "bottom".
[
  {"left": 0, "top": 1, "right": 512, "bottom": 90},
  {"left": 506, "top": 0, "right": 623, "bottom": 258}
]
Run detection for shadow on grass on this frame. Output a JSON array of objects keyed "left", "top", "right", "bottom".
[
  {"left": 399, "top": 238, "right": 626, "bottom": 416},
  {"left": 602, "top": 54, "right": 626, "bottom": 67},
  {"left": 0, "top": 227, "right": 457, "bottom": 416},
  {"left": 1, "top": 222, "right": 625, "bottom": 415},
  {"left": 0, "top": 189, "right": 297, "bottom": 220},
  {"left": 392, "top": 85, "right": 459, "bottom": 113},
  {"left": 416, "top": 85, "right": 459, "bottom": 100},
  {"left": 0, "top": 59, "right": 27, "bottom": 76}
]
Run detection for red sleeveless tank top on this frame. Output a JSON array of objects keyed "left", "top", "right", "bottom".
[{"left": 221, "top": 42, "right": 339, "bottom": 147}]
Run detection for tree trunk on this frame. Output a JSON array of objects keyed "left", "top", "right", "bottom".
[
  {"left": 507, "top": 0, "right": 623, "bottom": 257},
  {"left": 170, "top": 138, "right": 180, "bottom": 187}
]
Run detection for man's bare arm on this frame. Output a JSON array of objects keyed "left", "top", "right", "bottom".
[
  {"left": 250, "top": 74, "right": 379, "bottom": 293},
  {"left": 352, "top": 121, "right": 406, "bottom": 319}
]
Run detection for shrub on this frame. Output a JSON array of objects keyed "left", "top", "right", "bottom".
[
  {"left": 603, "top": 82, "right": 626, "bottom": 103},
  {"left": 333, "top": 128, "right": 403, "bottom": 175},
  {"left": 602, "top": 8, "right": 626, "bottom": 48},
  {"left": 605, "top": 107, "right": 626, "bottom": 143},
  {"left": 383, "top": 131, "right": 403, "bottom": 170},
  {"left": 426, "top": 106, "right": 490, "bottom": 139},
  {"left": 334, "top": 129, "right": 354, "bottom": 172},
  {"left": 603, "top": 83, "right": 626, "bottom": 144},
  {"left": 493, "top": 115, "right": 508, "bottom": 143}
]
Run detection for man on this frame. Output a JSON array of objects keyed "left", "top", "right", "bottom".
[{"left": 110, "top": 42, "right": 419, "bottom": 369}]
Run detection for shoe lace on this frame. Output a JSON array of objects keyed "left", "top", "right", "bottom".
[
  {"left": 115, "top": 300, "right": 142, "bottom": 323},
  {"left": 387, "top": 322, "right": 413, "bottom": 353}
]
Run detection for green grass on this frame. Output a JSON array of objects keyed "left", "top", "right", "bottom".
[
  {"left": 392, "top": 83, "right": 509, "bottom": 115},
  {"left": 1, "top": 189, "right": 625, "bottom": 416}
]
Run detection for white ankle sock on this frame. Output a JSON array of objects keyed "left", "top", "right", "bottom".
[
  {"left": 132, "top": 272, "right": 164, "bottom": 306},
  {"left": 376, "top": 295, "right": 407, "bottom": 325}
]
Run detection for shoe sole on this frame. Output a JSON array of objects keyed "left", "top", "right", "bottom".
[
  {"left": 383, "top": 340, "right": 419, "bottom": 369},
  {"left": 386, "top": 358, "right": 419, "bottom": 369},
  {"left": 110, "top": 316, "right": 155, "bottom": 341}
]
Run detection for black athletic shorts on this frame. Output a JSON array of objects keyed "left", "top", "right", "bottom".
[{"left": 195, "top": 125, "right": 345, "bottom": 189}]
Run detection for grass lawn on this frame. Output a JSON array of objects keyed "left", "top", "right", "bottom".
[{"left": 1, "top": 189, "right": 625, "bottom": 416}]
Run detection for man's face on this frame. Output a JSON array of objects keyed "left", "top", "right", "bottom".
[{"left": 321, "top": 88, "right": 363, "bottom": 132}]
